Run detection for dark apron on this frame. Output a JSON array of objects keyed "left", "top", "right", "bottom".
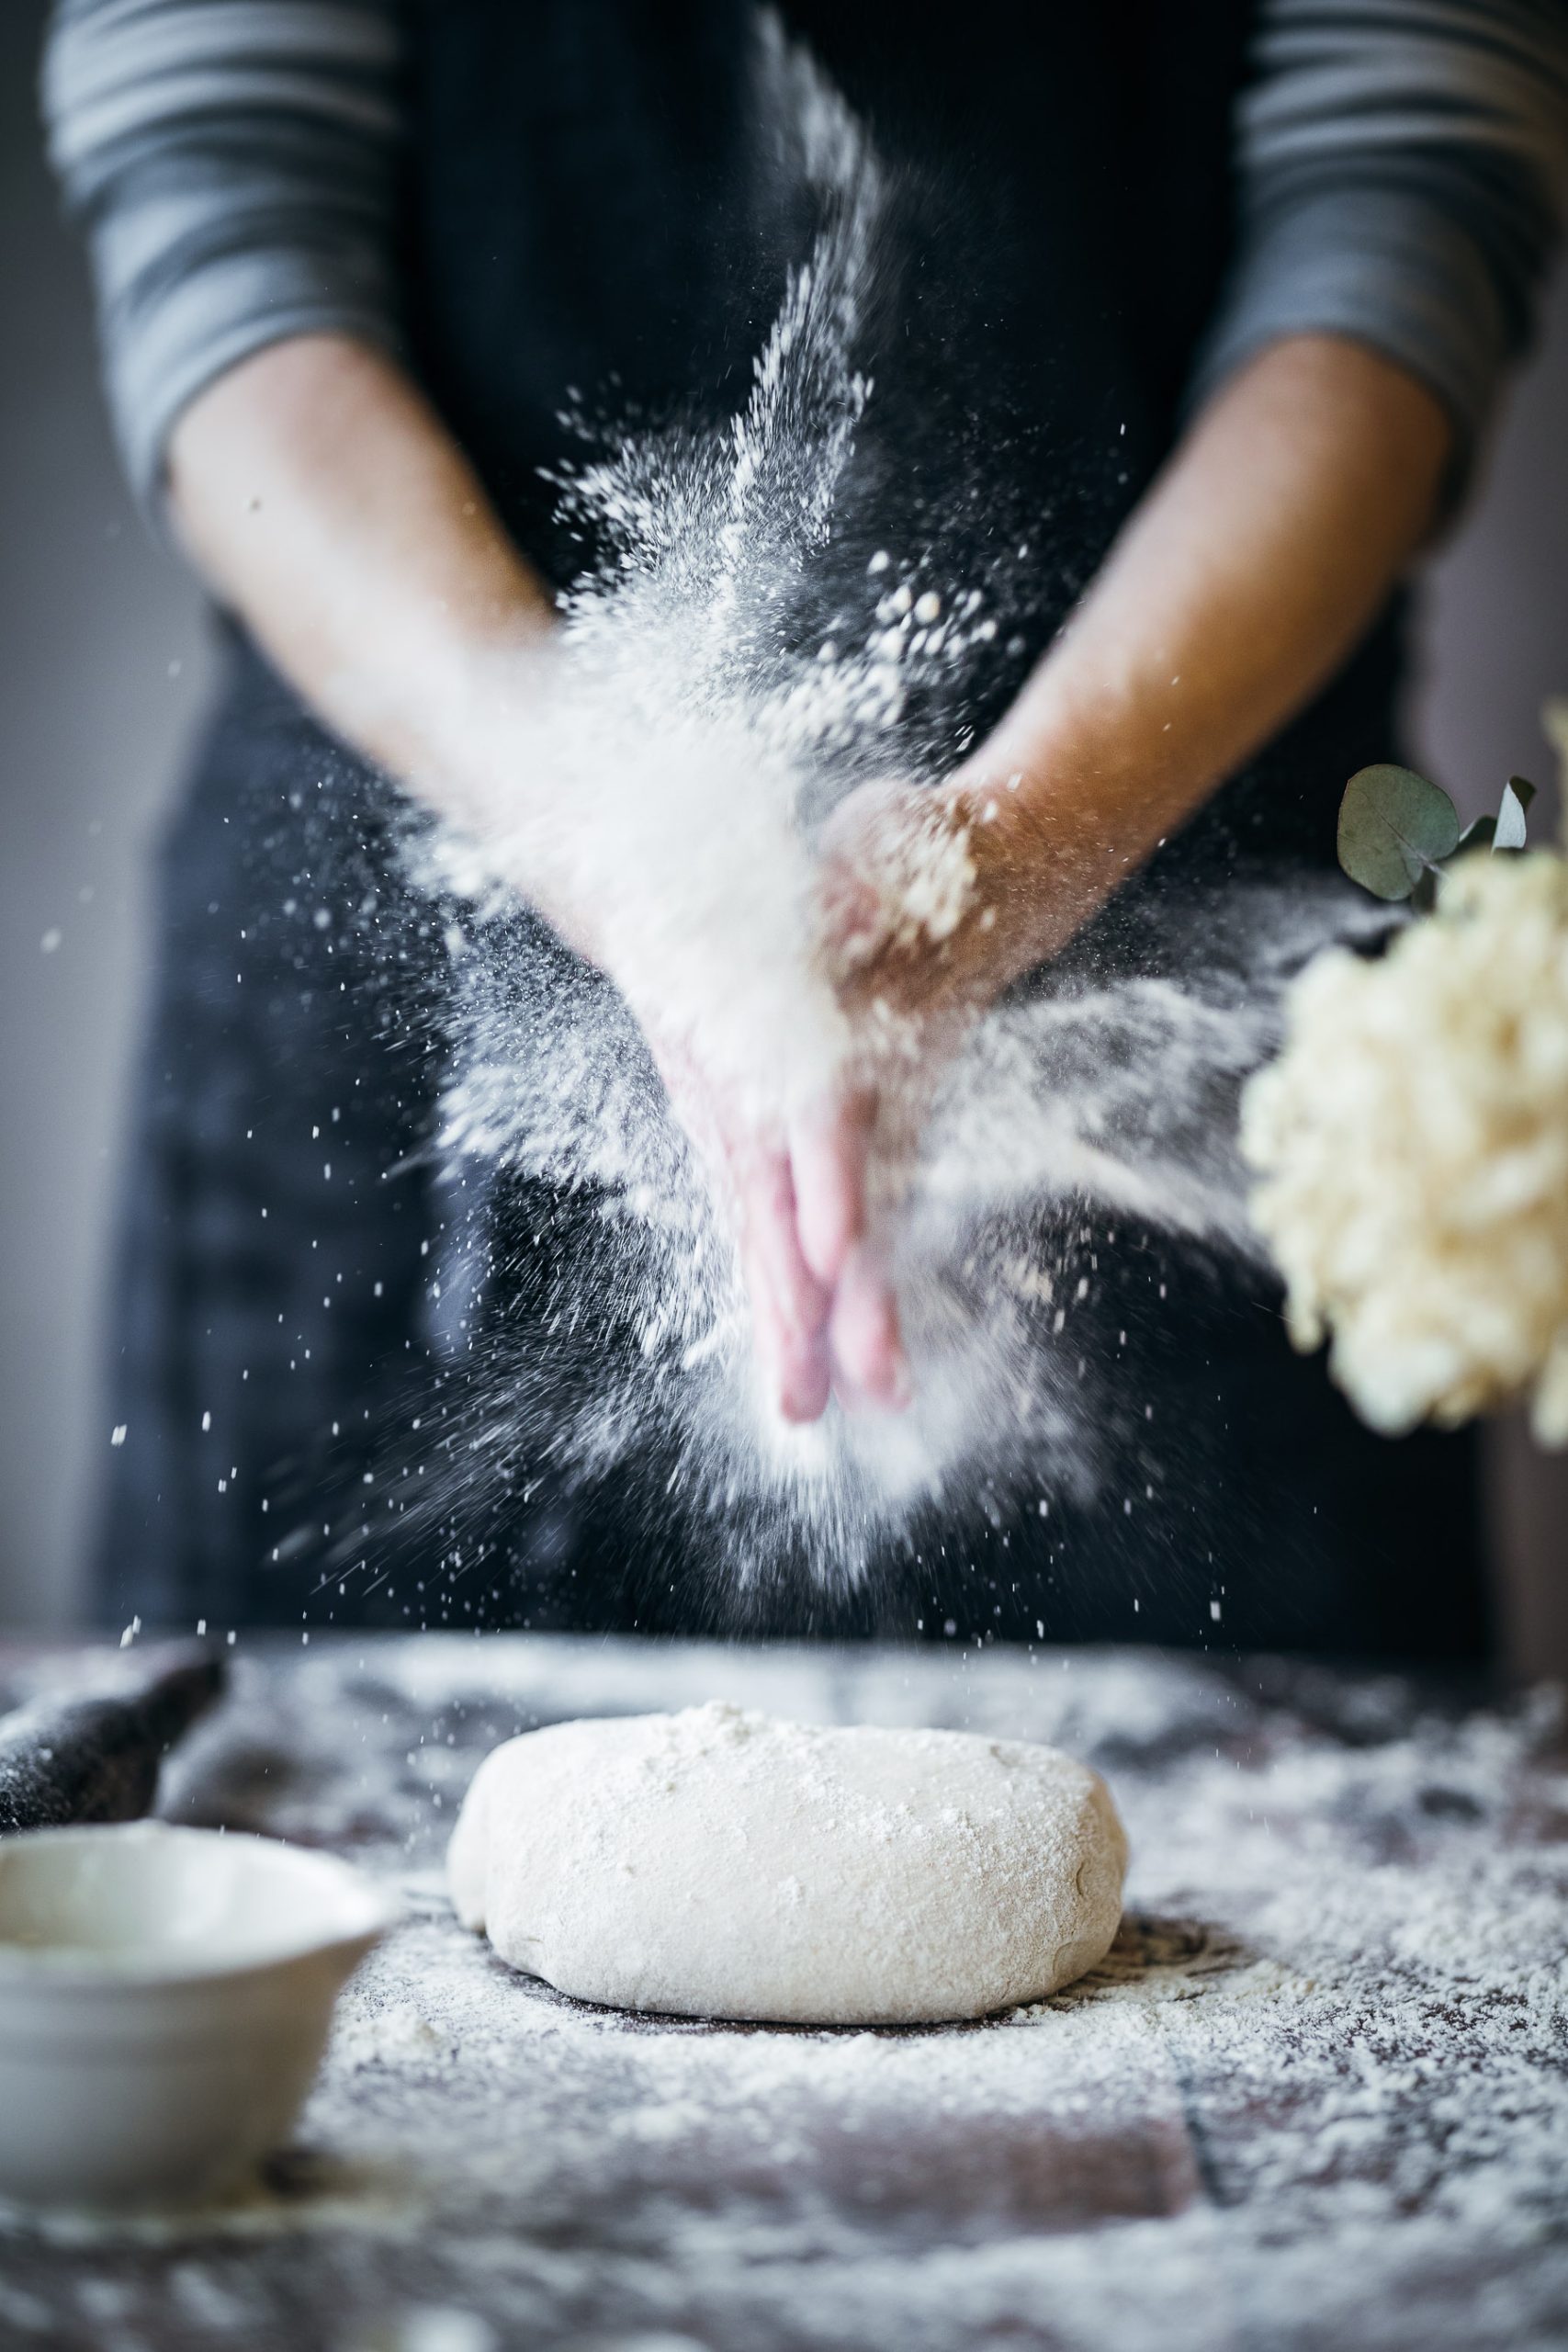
[{"left": 98, "top": 0, "right": 1487, "bottom": 1658}]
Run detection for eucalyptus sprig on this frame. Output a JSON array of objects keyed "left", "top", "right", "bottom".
[{"left": 1337, "top": 763, "right": 1535, "bottom": 909}]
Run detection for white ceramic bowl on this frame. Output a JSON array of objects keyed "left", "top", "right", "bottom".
[{"left": 0, "top": 1821, "right": 394, "bottom": 2209}]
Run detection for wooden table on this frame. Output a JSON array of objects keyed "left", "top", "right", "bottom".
[{"left": 1, "top": 1634, "right": 1564, "bottom": 2352}]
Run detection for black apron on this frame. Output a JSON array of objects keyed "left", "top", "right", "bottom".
[{"left": 98, "top": 0, "right": 1487, "bottom": 1658}]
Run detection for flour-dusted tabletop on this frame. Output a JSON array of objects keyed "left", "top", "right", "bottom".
[{"left": 0, "top": 1634, "right": 1564, "bottom": 2352}]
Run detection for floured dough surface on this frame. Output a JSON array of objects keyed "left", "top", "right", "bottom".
[{"left": 447, "top": 1702, "right": 1127, "bottom": 2024}]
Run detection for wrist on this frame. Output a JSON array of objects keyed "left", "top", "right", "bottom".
[
  {"left": 389, "top": 622, "right": 626, "bottom": 963},
  {"left": 363, "top": 592, "right": 554, "bottom": 779},
  {"left": 941, "top": 692, "right": 1192, "bottom": 983},
  {"left": 957, "top": 653, "right": 1211, "bottom": 879}
]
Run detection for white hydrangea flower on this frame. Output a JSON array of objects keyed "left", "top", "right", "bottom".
[{"left": 1241, "top": 850, "right": 1568, "bottom": 1446}]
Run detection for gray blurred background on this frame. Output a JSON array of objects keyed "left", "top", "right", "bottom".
[{"left": 2, "top": 1, "right": 1565, "bottom": 1661}]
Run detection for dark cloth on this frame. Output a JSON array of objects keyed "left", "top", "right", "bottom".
[
  {"left": 97, "top": 0, "right": 1488, "bottom": 1657},
  {"left": 99, "top": 646, "right": 440, "bottom": 1630}
]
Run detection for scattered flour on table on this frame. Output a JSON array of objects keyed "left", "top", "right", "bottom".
[
  {"left": 317, "top": 1652, "right": 1568, "bottom": 2350},
  {"left": 10, "top": 1645, "right": 1567, "bottom": 2352}
]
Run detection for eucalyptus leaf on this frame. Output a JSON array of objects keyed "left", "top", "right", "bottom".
[
  {"left": 1494, "top": 775, "right": 1535, "bottom": 853},
  {"left": 1457, "top": 813, "right": 1496, "bottom": 854},
  {"left": 1337, "top": 764, "right": 1461, "bottom": 901}
]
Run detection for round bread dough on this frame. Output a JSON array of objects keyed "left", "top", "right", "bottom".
[{"left": 447, "top": 1702, "right": 1127, "bottom": 2024}]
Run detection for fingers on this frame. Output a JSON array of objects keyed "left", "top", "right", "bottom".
[
  {"left": 787, "top": 1088, "right": 915, "bottom": 1414},
  {"left": 787, "top": 1087, "right": 911, "bottom": 1412},
  {"left": 649, "top": 1030, "right": 909, "bottom": 1422},
  {"left": 729, "top": 1136, "right": 832, "bottom": 1423},
  {"left": 734, "top": 1117, "right": 912, "bottom": 1422},
  {"left": 788, "top": 1086, "right": 876, "bottom": 1288},
  {"left": 829, "top": 1238, "right": 910, "bottom": 1412},
  {"left": 655, "top": 1038, "right": 832, "bottom": 1423}
]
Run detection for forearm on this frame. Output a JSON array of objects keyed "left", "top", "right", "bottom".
[
  {"left": 958, "top": 334, "right": 1453, "bottom": 965},
  {"left": 167, "top": 333, "right": 566, "bottom": 884}
]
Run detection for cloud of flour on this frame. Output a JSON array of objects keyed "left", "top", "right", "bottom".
[{"left": 317, "top": 18, "right": 1379, "bottom": 1613}]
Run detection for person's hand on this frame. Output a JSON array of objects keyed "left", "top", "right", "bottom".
[
  {"left": 642, "top": 1004, "right": 909, "bottom": 1424},
  {"left": 797, "top": 767, "right": 1118, "bottom": 1409},
  {"left": 600, "top": 754, "right": 1116, "bottom": 1427},
  {"left": 599, "top": 783, "right": 976, "bottom": 1426},
  {"left": 639, "top": 1013, "right": 836, "bottom": 1424},
  {"left": 787, "top": 779, "right": 984, "bottom": 1413}
]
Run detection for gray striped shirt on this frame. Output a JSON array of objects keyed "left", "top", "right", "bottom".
[{"left": 41, "top": 0, "right": 1568, "bottom": 512}]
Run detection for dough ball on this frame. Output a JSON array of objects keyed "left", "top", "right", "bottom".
[{"left": 447, "top": 1702, "right": 1127, "bottom": 2024}]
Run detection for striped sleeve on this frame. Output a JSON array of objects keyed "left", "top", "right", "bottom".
[
  {"left": 1194, "top": 0, "right": 1568, "bottom": 469},
  {"left": 42, "top": 0, "right": 407, "bottom": 512}
]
